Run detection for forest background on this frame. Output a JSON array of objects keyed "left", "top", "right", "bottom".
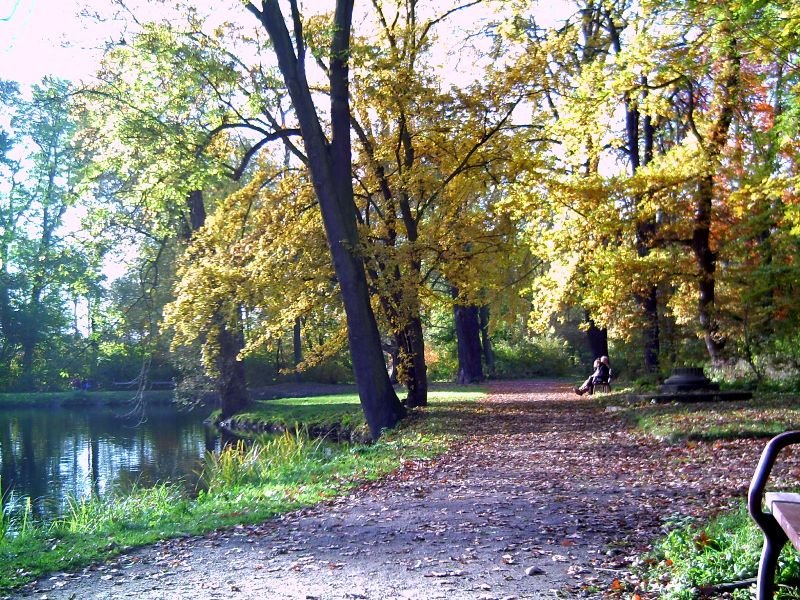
[{"left": 0, "top": 0, "right": 798, "bottom": 434}]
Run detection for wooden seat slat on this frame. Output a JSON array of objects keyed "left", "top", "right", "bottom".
[{"left": 767, "top": 492, "right": 800, "bottom": 554}]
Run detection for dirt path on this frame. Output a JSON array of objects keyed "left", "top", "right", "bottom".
[{"left": 14, "top": 380, "right": 768, "bottom": 599}]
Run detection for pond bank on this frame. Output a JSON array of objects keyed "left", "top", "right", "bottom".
[
  {"left": 0, "top": 390, "right": 177, "bottom": 408},
  {"left": 0, "top": 386, "right": 483, "bottom": 594},
  {"left": 0, "top": 382, "right": 359, "bottom": 409}
]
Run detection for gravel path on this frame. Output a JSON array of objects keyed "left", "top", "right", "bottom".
[{"left": 13, "top": 380, "right": 768, "bottom": 599}]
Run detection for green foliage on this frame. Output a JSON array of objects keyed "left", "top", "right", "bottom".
[
  {"left": 502, "top": 0, "right": 800, "bottom": 372},
  {"left": 641, "top": 507, "right": 800, "bottom": 599},
  {"left": 242, "top": 346, "right": 353, "bottom": 387},
  {"left": 0, "top": 77, "right": 104, "bottom": 392},
  {"left": 200, "top": 434, "right": 324, "bottom": 492},
  {"left": 491, "top": 336, "right": 578, "bottom": 379}
]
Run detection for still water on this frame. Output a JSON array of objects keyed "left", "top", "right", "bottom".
[{"left": 0, "top": 401, "right": 231, "bottom": 521}]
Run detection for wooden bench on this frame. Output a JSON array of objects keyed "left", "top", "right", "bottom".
[
  {"left": 748, "top": 431, "right": 800, "bottom": 599},
  {"left": 592, "top": 380, "right": 611, "bottom": 394},
  {"left": 590, "top": 370, "right": 612, "bottom": 394}
]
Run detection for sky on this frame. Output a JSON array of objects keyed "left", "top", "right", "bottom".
[
  {"left": 1, "top": 0, "right": 108, "bottom": 84},
  {"left": 2, "top": 1, "right": 575, "bottom": 87},
  {"left": 0, "top": 0, "right": 242, "bottom": 85}
]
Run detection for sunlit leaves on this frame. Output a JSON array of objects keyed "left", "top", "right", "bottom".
[
  {"left": 500, "top": 0, "right": 800, "bottom": 368},
  {"left": 164, "top": 163, "right": 340, "bottom": 374}
]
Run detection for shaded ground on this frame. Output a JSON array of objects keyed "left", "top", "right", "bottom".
[{"left": 13, "top": 380, "right": 780, "bottom": 599}]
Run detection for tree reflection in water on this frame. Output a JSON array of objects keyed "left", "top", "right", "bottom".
[{"left": 0, "top": 403, "right": 221, "bottom": 521}]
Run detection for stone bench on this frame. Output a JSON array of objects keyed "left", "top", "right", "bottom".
[{"left": 749, "top": 431, "right": 800, "bottom": 599}]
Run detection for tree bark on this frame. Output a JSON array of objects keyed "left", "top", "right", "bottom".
[
  {"left": 216, "top": 313, "right": 249, "bottom": 419},
  {"left": 396, "top": 314, "right": 427, "bottom": 407},
  {"left": 479, "top": 305, "right": 495, "bottom": 377},
  {"left": 631, "top": 100, "right": 660, "bottom": 373},
  {"left": 636, "top": 110, "right": 660, "bottom": 373},
  {"left": 612, "top": 11, "right": 661, "bottom": 374},
  {"left": 249, "top": 0, "right": 403, "bottom": 438},
  {"left": 692, "top": 13, "right": 740, "bottom": 364},
  {"left": 694, "top": 174, "right": 724, "bottom": 362},
  {"left": 453, "top": 288, "right": 483, "bottom": 384},
  {"left": 585, "top": 316, "right": 608, "bottom": 359},
  {"left": 293, "top": 317, "right": 302, "bottom": 382},
  {"left": 351, "top": 96, "right": 429, "bottom": 408}
]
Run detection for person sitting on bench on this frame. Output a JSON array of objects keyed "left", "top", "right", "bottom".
[{"left": 574, "top": 355, "right": 610, "bottom": 396}]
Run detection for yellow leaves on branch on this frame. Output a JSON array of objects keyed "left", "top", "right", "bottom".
[{"left": 163, "top": 162, "right": 342, "bottom": 371}]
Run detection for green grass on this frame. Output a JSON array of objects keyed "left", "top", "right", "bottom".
[
  {"left": 0, "top": 390, "right": 175, "bottom": 407},
  {"left": 235, "top": 393, "right": 365, "bottom": 433},
  {"left": 606, "top": 393, "right": 800, "bottom": 442},
  {"left": 232, "top": 385, "right": 488, "bottom": 439},
  {"left": 639, "top": 507, "right": 800, "bottom": 599},
  {"left": 0, "top": 386, "right": 485, "bottom": 593}
]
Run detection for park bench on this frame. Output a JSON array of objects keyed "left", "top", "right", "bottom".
[
  {"left": 590, "top": 370, "right": 612, "bottom": 394},
  {"left": 748, "top": 430, "right": 800, "bottom": 599}
]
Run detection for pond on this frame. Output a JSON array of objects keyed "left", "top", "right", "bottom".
[{"left": 0, "top": 401, "right": 236, "bottom": 522}]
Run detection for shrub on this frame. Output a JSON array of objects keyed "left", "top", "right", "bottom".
[{"left": 491, "top": 336, "right": 579, "bottom": 379}]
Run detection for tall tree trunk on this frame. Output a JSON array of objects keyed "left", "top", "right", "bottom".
[
  {"left": 184, "top": 189, "right": 250, "bottom": 417},
  {"left": 216, "top": 313, "right": 249, "bottom": 419},
  {"left": 395, "top": 119, "right": 428, "bottom": 407},
  {"left": 479, "top": 306, "right": 495, "bottom": 377},
  {"left": 585, "top": 316, "right": 608, "bottom": 359},
  {"left": 632, "top": 102, "right": 660, "bottom": 373},
  {"left": 637, "top": 286, "right": 660, "bottom": 372},
  {"left": 365, "top": 246, "right": 427, "bottom": 406},
  {"left": 611, "top": 14, "right": 661, "bottom": 374},
  {"left": 353, "top": 108, "right": 429, "bottom": 408},
  {"left": 694, "top": 174, "right": 724, "bottom": 362},
  {"left": 692, "top": 14, "right": 740, "bottom": 364},
  {"left": 383, "top": 340, "right": 400, "bottom": 384},
  {"left": 396, "top": 314, "right": 427, "bottom": 407},
  {"left": 249, "top": 0, "right": 403, "bottom": 438},
  {"left": 293, "top": 317, "right": 302, "bottom": 382},
  {"left": 452, "top": 287, "right": 483, "bottom": 384}
]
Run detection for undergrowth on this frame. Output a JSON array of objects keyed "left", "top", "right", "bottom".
[
  {"left": 639, "top": 506, "right": 800, "bottom": 599},
  {"left": 611, "top": 393, "right": 800, "bottom": 442},
  {"left": 610, "top": 393, "right": 800, "bottom": 597}
]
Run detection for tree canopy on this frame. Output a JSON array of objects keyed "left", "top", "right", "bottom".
[{"left": 1, "top": 0, "right": 799, "bottom": 422}]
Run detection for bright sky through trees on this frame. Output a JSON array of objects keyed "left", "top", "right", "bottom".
[
  {"left": 1, "top": 0, "right": 246, "bottom": 84},
  {"left": 1, "top": 0, "right": 106, "bottom": 84},
  {"left": 1, "top": 1, "right": 574, "bottom": 85}
]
